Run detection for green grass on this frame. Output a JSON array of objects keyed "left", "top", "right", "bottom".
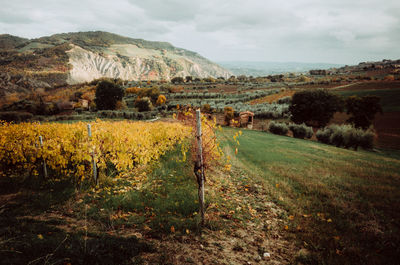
[
  {"left": 335, "top": 88, "right": 400, "bottom": 112},
  {"left": 0, "top": 179, "right": 152, "bottom": 265},
  {"left": 85, "top": 144, "right": 202, "bottom": 235},
  {"left": 219, "top": 127, "right": 400, "bottom": 264},
  {"left": 0, "top": 145, "right": 201, "bottom": 264}
]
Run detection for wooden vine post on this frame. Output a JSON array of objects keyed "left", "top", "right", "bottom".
[
  {"left": 195, "top": 109, "right": 205, "bottom": 226},
  {"left": 87, "top": 124, "right": 98, "bottom": 186},
  {"left": 38, "top": 136, "right": 48, "bottom": 179}
]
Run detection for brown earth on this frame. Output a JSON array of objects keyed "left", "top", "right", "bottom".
[
  {"left": 333, "top": 81, "right": 400, "bottom": 91},
  {"left": 0, "top": 169, "right": 299, "bottom": 264}
]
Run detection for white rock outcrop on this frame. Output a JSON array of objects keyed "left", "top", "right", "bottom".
[{"left": 66, "top": 44, "right": 231, "bottom": 84}]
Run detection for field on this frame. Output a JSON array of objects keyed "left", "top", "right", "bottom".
[
  {"left": 219, "top": 128, "right": 400, "bottom": 264},
  {"left": 333, "top": 81, "right": 400, "bottom": 112},
  {"left": 2, "top": 119, "right": 400, "bottom": 264},
  {"left": 1, "top": 71, "right": 400, "bottom": 264},
  {"left": 330, "top": 81, "right": 400, "bottom": 149}
]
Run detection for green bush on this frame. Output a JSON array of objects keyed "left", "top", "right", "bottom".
[
  {"left": 0, "top": 111, "right": 33, "bottom": 122},
  {"left": 138, "top": 87, "right": 160, "bottom": 104},
  {"left": 201, "top": 103, "right": 212, "bottom": 113},
  {"left": 224, "top": 106, "right": 235, "bottom": 125},
  {"left": 268, "top": 121, "right": 289, "bottom": 135},
  {"left": 316, "top": 127, "right": 332, "bottom": 144},
  {"left": 277, "top": 96, "right": 292, "bottom": 104},
  {"left": 134, "top": 97, "right": 152, "bottom": 112},
  {"left": 289, "top": 123, "right": 313, "bottom": 139},
  {"left": 171, "top": 77, "right": 184, "bottom": 84},
  {"left": 316, "top": 124, "right": 375, "bottom": 150}
]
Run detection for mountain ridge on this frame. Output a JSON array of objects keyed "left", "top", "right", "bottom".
[
  {"left": 0, "top": 31, "right": 231, "bottom": 85},
  {"left": 219, "top": 61, "right": 344, "bottom": 76}
]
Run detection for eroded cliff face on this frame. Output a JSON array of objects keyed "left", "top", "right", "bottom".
[
  {"left": 0, "top": 32, "right": 232, "bottom": 87},
  {"left": 66, "top": 44, "right": 231, "bottom": 84}
]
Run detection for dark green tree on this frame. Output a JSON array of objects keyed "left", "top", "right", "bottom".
[
  {"left": 289, "top": 89, "right": 343, "bottom": 127},
  {"left": 185, "top": 76, "right": 193, "bottom": 82},
  {"left": 345, "top": 96, "right": 382, "bottom": 129},
  {"left": 171, "top": 76, "right": 184, "bottom": 84},
  {"left": 94, "top": 80, "right": 124, "bottom": 110}
]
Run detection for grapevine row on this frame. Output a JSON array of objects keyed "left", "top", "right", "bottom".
[{"left": 0, "top": 120, "right": 191, "bottom": 186}]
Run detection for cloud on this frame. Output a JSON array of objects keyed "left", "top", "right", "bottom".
[{"left": 0, "top": 0, "right": 399, "bottom": 64}]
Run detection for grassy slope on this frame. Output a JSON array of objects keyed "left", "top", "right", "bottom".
[{"left": 219, "top": 127, "right": 400, "bottom": 264}]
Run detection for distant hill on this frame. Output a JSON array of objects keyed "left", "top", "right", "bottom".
[
  {"left": 219, "top": 61, "right": 344, "bottom": 76},
  {"left": 0, "top": 31, "right": 231, "bottom": 87},
  {"left": 0, "top": 34, "right": 29, "bottom": 50}
]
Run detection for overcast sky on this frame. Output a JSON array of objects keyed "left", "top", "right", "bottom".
[{"left": 1, "top": 0, "right": 399, "bottom": 64}]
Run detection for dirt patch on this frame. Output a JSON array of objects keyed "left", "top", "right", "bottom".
[{"left": 249, "top": 90, "right": 296, "bottom": 105}]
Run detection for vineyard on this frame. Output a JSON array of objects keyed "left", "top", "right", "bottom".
[{"left": 0, "top": 120, "right": 192, "bottom": 186}]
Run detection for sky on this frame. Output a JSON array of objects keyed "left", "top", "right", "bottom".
[{"left": 1, "top": 0, "right": 399, "bottom": 64}]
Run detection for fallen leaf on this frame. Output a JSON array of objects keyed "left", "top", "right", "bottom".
[{"left": 170, "top": 226, "right": 175, "bottom": 233}]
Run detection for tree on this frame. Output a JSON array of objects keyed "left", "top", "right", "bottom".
[
  {"left": 345, "top": 96, "right": 382, "bottom": 129},
  {"left": 138, "top": 87, "right": 160, "bottom": 104},
  {"left": 289, "top": 89, "right": 343, "bottom": 127},
  {"left": 94, "top": 80, "right": 124, "bottom": 110},
  {"left": 134, "top": 97, "right": 152, "bottom": 112},
  {"left": 156, "top": 94, "right": 166, "bottom": 106},
  {"left": 185, "top": 76, "right": 193, "bottom": 83},
  {"left": 171, "top": 76, "right": 184, "bottom": 84},
  {"left": 224, "top": 106, "right": 235, "bottom": 126}
]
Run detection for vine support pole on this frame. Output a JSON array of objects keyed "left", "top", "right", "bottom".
[
  {"left": 195, "top": 109, "right": 205, "bottom": 226},
  {"left": 87, "top": 124, "right": 98, "bottom": 186},
  {"left": 38, "top": 136, "right": 48, "bottom": 179}
]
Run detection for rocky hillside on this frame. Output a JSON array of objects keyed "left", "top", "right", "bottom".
[{"left": 0, "top": 31, "right": 231, "bottom": 87}]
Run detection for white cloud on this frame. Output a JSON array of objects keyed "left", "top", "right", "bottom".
[{"left": 0, "top": 0, "right": 399, "bottom": 64}]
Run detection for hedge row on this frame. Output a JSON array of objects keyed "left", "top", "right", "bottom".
[{"left": 316, "top": 124, "right": 375, "bottom": 150}]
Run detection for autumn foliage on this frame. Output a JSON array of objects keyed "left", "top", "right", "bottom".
[{"left": 0, "top": 120, "right": 191, "bottom": 187}]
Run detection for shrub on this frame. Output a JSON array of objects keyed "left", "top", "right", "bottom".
[
  {"left": 384, "top": 75, "right": 395, "bottom": 81},
  {"left": 201, "top": 103, "right": 212, "bottom": 114},
  {"left": 171, "top": 77, "right": 184, "bottom": 84},
  {"left": 359, "top": 130, "right": 375, "bottom": 149},
  {"left": 224, "top": 106, "right": 234, "bottom": 125},
  {"left": 126, "top": 87, "right": 141, "bottom": 94},
  {"left": 156, "top": 95, "right": 166, "bottom": 106},
  {"left": 138, "top": 87, "right": 160, "bottom": 104},
  {"left": 268, "top": 121, "right": 289, "bottom": 135},
  {"left": 289, "top": 123, "right": 313, "bottom": 139},
  {"left": 0, "top": 111, "right": 33, "bottom": 122},
  {"left": 316, "top": 127, "right": 332, "bottom": 144},
  {"left": 134, "top": 97, "right": 152, "bottom": 112},
  {"left": 316, "top": 124, "right": 375, "bottom": 150},
  {"left": 95, "top": 80, "right": 125, "bottom": 110},
  {"left": 277, "top": 96, "right": 292, "bottom": 104},
  {"left": 115, "top": 100, "right": 127, "bottom": 110}
]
